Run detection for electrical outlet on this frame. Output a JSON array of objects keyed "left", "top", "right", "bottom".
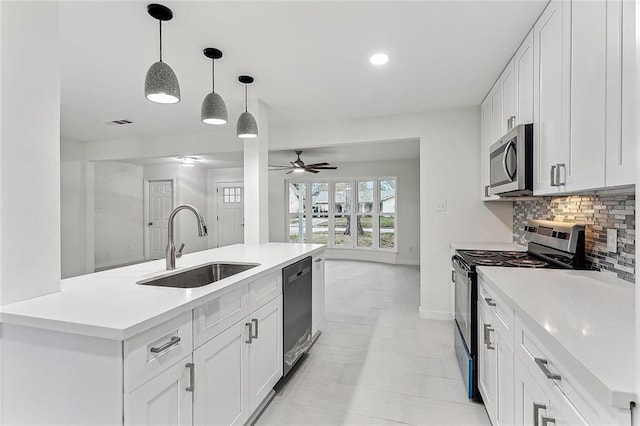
[
  {"left": 435, "top": 200, "right": 447, "bottom": 212},
  {"left": 607, "top": 228, "right": 617, "bottom": 253}
]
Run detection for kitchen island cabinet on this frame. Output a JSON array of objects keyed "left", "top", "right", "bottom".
[{"left": 0, "top": 243, "right": 324, "bottom": 425}]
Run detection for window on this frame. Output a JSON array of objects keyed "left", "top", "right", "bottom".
[
  {"left": 285, "top": 178, "right": 397, "bottom": 251},
  {"left": 223, "top": 187, "right": 242, "bottom": 203}
]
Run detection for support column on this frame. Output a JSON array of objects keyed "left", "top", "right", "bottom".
[
  {"left": 243, "top": 99, "right": 269, "bottom": 244},
  {"left": 0, "top": 2, "right": 61, "bottom": 305}
]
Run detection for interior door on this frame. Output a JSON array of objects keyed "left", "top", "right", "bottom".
[
  {"left": 217, "top": 183, "right": 244, "bottom": 247},
  {"left": 148, "top": 180, "right": 173, "bottom": 260}
]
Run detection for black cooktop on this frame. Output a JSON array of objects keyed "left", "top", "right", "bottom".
[{"left": 456, "top": 249, "right": 567, "bottom": 270}]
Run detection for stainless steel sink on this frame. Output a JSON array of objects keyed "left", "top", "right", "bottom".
[{"left": 137, "top": 262, "right": 260, "bottom": 288}]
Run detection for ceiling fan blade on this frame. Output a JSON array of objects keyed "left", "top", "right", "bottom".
[
  {"left": 306, "top": 169, "right": 320, "bottom": 174},
  {"left": 269, "top": 166, "right": 294, "bottom": 170},
  {"left": 286, "top": 170, "right": 294, "bottom": 175},
  {"left": 309, "top": 166, "right": 338, "bottom": 170},
  {"left": 304, "top": 162, "right": 330, "bottom": 168}
]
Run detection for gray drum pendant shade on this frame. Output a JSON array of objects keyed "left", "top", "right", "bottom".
[
  {"left": 237, "top": 75, "right": 258, "bottom": 138},
  {"left": 201, "top": 48, "right": 227, "bottom": 125},
  {"left": 145, "top": 4, "right": 180, "bottom": 104}
]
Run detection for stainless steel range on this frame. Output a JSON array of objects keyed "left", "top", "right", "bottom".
[{"left": 452, "top": 220, "right": 586, "bottom": 401}]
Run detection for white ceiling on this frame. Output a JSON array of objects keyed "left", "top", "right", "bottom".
[
  {"left": 121, "top": 138, "right": 420, "bottom": 170},
  {"left": 60, "top": 1, "right": 547, "bottom": 144}
]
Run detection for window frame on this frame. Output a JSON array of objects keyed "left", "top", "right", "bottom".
[{"left": 284, "top": 177, "right": 397, "bottom": 252}]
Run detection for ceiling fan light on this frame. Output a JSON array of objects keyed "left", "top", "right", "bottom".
[
  {"left": 237, "top": 111, "right": 258, "bottom": 138},
  {"left": 201, "top": 92, "right": 228, "bottom": 125},
  {"left": 293, "top": 168, "right": 305, "bottom": 173},
  {"left": 145, "top": 61, "right": 181, "bottom": 104}
]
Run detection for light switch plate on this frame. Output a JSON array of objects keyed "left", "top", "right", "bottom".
[
  {"left": 435, "top": 200, "right": 447, "bottom": 212},
  {"left": 607, "top": 228, "right": 617, "bottom": 253}
]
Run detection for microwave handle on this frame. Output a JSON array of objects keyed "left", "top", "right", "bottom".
[{"left": 502, "top": 140, "right": 516, "bottom": 181}]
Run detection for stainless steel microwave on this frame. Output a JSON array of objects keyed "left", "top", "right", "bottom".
[{"left": 489, "top": 123, "right": 533, "bottom": 197}]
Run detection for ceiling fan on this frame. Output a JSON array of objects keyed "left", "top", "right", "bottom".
[{"left": 269, "top": 151, "right": 338, "bottom": 174}]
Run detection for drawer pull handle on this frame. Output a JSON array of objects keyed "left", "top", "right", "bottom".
[
  {"left": 533, "top": 403, "right": 547, "bottom": 426},
  {"left": 251, "top": 318, "right": 259, "bottom": 339},
  {"left": 484, "top": 297, "right": 496, "bottom": 307},
  {"left": 185, "top": 363, "right": 195, "bottom": 392},
  {"left": 535, "top": 358, "right": 562, "bottom": 380},
  {"left": 315, "top": 258, "right": 324, "bottom": 263},
  {"left": 246, "top": 322, "right": 253, "bottom": 344},
  {"left": 541, "top": 416, "right": 556, "bottom": 426},
  {"left": 150, "top": 336, "right": 181, "bottom": 354}
]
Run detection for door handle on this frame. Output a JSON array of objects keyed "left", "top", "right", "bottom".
[
  {"left": 541, "top": 417, "right": 556, "bottom": 426},
  {"left": 535, "top": 358, "right": 562, "bottom": 380},
  {"left": 556, "top": 163, "right": 566, "bottom": 185},
  {"left": 483, "top": 324, "right": 495, "bottom": 350},
  {"left": 245, "top": 322, "right": 253, "bottom": 344},
  {"left": 148, "top": 222, "right": 153, "bottom": 227},
  {"left": 484, "top": 297, "right": 496, "bottom": 307},
  {"left": 251, "top": 318, "right": 259, "bottom": 339},
  {"left": 150, "top": 336, "right": 181, "bottom": 354},
  {"left": 533, "top": 403, "right": 547, "bottom": 426},
  {"left": 550, "top": 165, "right": 557, "bottom": 186},
  {"left": 185, "top": 363, "right": 195, "bottom": 392}
]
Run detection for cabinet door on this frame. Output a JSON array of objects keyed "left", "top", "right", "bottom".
[
  {"left": 533, "top": 0, "right": 570, "bottom": 195},
  {"left": 514, "top": 358, "right": 549, "bottom": 426},
  {"left": 481, "top": 95, "right": 500, "bottom": 201},
  {"left": 312, "top": 256, "right": 325, "bottom": 336},
  {"left": 249, "top": 295, "right": 283, "bottom": 412},
  {"left": 491, "top": 82, "right": 504, "bottom": 141},
  {"left": 607, "top": 0, "right": 635, "bottom": 186},
  {"left": 515, "top": 30, "right": 534, "bottom": 125},
  {"left": 193, "top": 320, "right": 250, "bottom": 426},
  {"left": 495, "top": 329, "right": 514, "bottom": 426},
  {"left": 566, "top": 0, "right": 607, "bottom": 191},
  {"left": 125, "top": 355, "right": 193, "bottom": 426},
  {"left": 477, "top": 306, "right": 497, "bottom": 422},
  {"left": 501, "top": 60, "right": 516, "bottom": 131}
]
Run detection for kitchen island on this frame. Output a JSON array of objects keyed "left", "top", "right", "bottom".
[{"left": 0, "top": 242, "right": 325, "bottom": 425}]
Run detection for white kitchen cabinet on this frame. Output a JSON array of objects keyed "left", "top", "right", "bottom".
[
  {"left": 606, "top": 0, "right": 635, "bottom": 186},
  {"left": 481, "top": 89, "right": 500, "bottom": 201},
  {"left": 477, "top": 304, "right": 497, "bottom": 420},
  {"left": 125, "top": 355, "right": 194, "bottom": 426},
  {"left": 491, "top": 81, "right": 504, "bottom": 147},
  {"left": 501, "top": 60, "right": 516, "bottom": 132},
  {"left": 193, "top": 320, "right": 250, "bottom": 426},
  {"left": 533, "top": 0, "right": 571, "bottom": 195},
  {"left": 514, "top": 30, "right": 534, "bottom": 125},
  {"left": 249, "top": 295, "right": 283, "bottom": 412},
  {"left": 312, "top": 255, "right": 325, "bottom": 335}
]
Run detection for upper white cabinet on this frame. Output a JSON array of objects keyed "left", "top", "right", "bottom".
[
  {"left": 514, "top": 31, "right": 534, "bottom": 125},
  {"left": 533, "top": 0, "right": 634, "bottom": 195},
  {"left": 533, "top": 0, "right": 571, "bottom": 195}
]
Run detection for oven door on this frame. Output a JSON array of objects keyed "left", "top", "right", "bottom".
[{"left": 452, "top": 255, "right": 473, "bottom": 349}]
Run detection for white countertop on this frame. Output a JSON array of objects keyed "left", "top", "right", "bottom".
[
  {"left": 477, "top": 267, "right": 635, "bottom": 409},
  {"left": 449, "top": 241, "right": 527, "bottom": 251},
  {"left": 0, "top": 243, "right": 324, "bottom": 341}
]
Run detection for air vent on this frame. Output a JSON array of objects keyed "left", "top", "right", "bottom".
[{"left": 105, "top": 119, "right": 133, "bottom": 126}]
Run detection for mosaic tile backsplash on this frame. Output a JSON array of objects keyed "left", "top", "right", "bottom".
[{"left": 513, "top": 193, "right": 635, "bottom": 283}]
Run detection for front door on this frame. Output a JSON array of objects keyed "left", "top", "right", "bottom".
[
  {"left": 148, "top": 180, "right": 173, "bottom": 259},
  {"left": 217, "top": 183, "right": 244, "bottom": 247}
]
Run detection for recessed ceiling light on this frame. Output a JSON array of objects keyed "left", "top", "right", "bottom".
[
  {"left": 179, "top": 157, "right": 197, "bottom": 167},
  {"left": 370, "top": 53, "right": 389, "bottom": 65}
]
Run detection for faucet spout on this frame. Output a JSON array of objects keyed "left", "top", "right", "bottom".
[{"left": 166, "top": 204, "right": 208, "bottom": 270}]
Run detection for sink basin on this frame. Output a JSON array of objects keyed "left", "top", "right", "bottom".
[{"left": 137, "top": 262, "right": 260, "bottom": 288}]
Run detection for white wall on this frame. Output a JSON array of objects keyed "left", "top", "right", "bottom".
[
  {"left": 60, "top": 139, "right": 92, "bottom": 278},
  {"left": 270, "top": 106, "right": 514, "bottom": 319},
  {"left": 206, "top": 167, "right": 244, "bottom": 248},
  {"left": 269, "top": 158, "right": 420, "bottom": 265},
  {"left": 94, "top": 161, "right": 144, "bottom": 269},
  {"left": 0, "top": 2, "right": 61, "bottom": 305}
]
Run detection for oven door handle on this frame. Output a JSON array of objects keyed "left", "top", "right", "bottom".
[{"left": 451, "top": 255, "right": 471, "bottom": 280}]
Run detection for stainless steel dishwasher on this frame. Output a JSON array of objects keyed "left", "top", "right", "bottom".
[{"left": 282, "top": 256, "right": 313, "bottom": 377}]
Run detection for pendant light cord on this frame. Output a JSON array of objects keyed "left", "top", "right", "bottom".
[
  {"left": 159, "top": 20, "right": 163, "bottom": 62},
  {"left": 244, "top": 84, "right": 248, "bottom": 112},
  {"left": 212, "top": 60, "right": 215, "bottom": 93}
]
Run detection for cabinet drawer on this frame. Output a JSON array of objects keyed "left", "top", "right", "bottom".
[
  {"left": 249, "top": 272, "right": 282, "bottom": 312},
  {"left": 194, "top": 284, "right": 250, "bottom": 348},
  {"left": 515, "top": 316, "right": 612, "bottom": 425},
  {"left": 124, "top": 311, "right": 193, "bottom": 392},
  {"left": 478, "top": 280, "right": 514, "bottom": 345}
]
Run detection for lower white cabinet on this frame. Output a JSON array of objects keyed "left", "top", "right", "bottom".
[
  {"left": 312, "top": 255, "right": 325, "bottom": 336},
  {"left": 193, "top": 320, "right": 250, "bottom": 426},
  {"left": 126, "top": 355, "right": 194, "bottom": 426}
]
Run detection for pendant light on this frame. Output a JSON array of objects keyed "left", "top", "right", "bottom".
[
  {"left": 237, "top": 75, "right": 258, "bottom": 138},
  {"left": 201, "top": 48, "right": 228, "bottom": 125},
  {"left": 145, "top": 4, "right": 181, "bottom": 104}
]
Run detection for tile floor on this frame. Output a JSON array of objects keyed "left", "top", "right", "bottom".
[{"left": 255, "top": 260, "right": 490, "bottom": 425}]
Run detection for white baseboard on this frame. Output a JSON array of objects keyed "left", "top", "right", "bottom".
[{"left": 418, "top": 306, "right": 453, "bottom": 321}]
